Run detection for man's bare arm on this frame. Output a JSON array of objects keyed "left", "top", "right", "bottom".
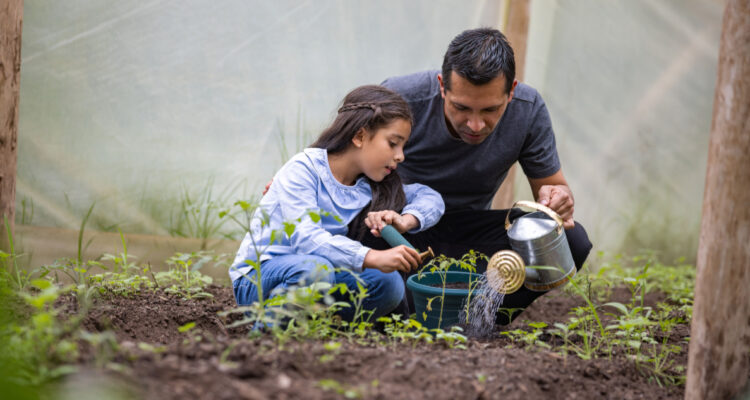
[{"left": 527, "top": 170, "right": 575, "bottom": 229}]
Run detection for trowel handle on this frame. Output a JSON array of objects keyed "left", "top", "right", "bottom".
[
  {"left": 380, "top": 225, "right": 435, "bottom": 262},
  {"left": 504, "top": 200, "right": 564, "bottom": 232},
  {"left": 380, "top": 225, "right": 414, "bottom": 249}
]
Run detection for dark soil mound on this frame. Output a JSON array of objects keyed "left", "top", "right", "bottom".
[{"left": 58, "top": 284, "right": 687, "bottom": 399}]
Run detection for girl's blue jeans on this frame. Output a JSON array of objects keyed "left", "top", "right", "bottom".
[{"left": 232, "top": 254, "right": 404, "bottom": 322}]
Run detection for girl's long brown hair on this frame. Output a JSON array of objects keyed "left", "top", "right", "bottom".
[{"left": 310, "top": 85, "right": 413, "bottom": 241}]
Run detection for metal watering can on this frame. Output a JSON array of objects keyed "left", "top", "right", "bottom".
[{"left": 486, "top": 200, "right": 576, "bottom": 293}]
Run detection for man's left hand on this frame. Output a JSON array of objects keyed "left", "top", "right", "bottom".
[{"left": 537, "top": 185, "right": 575, "bottom": 229}]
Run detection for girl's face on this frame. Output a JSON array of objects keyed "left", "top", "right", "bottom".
[{"left": 354, "top": 118, "right": 411, "bottom": 182}]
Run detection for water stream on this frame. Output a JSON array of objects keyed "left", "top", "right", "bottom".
[{"left": 457, "top": 274, "right": 507, "bottom": 338}]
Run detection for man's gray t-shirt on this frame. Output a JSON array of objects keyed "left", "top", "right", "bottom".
[{"left": 382, "top": 70, "right": 561, "bottom": 211}]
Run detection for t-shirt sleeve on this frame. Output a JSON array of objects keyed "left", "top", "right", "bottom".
[{"left": 518, "top": 93, "right": 561, "bottom": 179}]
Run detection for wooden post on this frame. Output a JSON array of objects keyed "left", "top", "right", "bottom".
[
  {"left": 492, "top": 0, "right": 530, "bottom": 209},
  {"left": 685, "top": 0, "right": 750, "bottom": 398},
  {"left": 0, "top": 0, "right": 23, "bottom": 237}
]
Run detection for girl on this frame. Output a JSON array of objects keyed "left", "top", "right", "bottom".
[{"left": 230, "top": 85, "right": 444, "bottom": 322}]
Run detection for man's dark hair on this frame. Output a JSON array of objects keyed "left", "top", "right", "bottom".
[{"left": 442, "top": 28, "right": 515, "bottom": 94}]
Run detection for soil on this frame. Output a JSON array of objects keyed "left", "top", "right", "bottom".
[
  {"left": 431, "top": 282, "right": 472, "bottom": 290},
  {"left": 57, "top": 284, "right": 690, "bottom": 399}
]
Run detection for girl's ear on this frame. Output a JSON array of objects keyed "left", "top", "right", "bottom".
[{"left": 352, "top": 127, "right": 366, "bottom": 148}]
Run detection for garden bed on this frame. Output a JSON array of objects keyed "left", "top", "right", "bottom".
[{"left": 57, "top": 283, "right": 688, "bottom": 399}]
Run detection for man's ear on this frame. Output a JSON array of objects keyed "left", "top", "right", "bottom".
[
  {"left": 508, "top": 79, "right": 519, "bottom": 102},
  {"left": 352, "top": 127, "right": 366, "bottom": 148},
  {"left": 438, "top": 73, "right": 447, "bottom": 99}
]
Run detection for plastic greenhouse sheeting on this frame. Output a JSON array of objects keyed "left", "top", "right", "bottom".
[{"left": 16, "top": 0, "right": 723, "bottom": 260}]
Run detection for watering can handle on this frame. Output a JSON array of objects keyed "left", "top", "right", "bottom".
[
  {"left": 380, "top": 225, "right": 435, "bottom": 261},
  {"left": 504, "top": 200, "right": 564, "bottom": 233}
]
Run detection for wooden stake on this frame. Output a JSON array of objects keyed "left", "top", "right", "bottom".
[
  {"left": 685, "top": 0, "right": 750, "bottom": 398},
  {"left": 0, "top": 0, "right": 23, "bottom": 239},
  {"left": 491, "top": 0, "right": 530, "bottom": 210}
]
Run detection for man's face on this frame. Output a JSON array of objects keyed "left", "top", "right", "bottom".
[{"left": 439, "top": 71, "right": 517, "bottom": 145}]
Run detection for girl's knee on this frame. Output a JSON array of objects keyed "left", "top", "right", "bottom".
[
  {"left": 372, "top": 271, "right": 405, "bottom": 311},
  {"left": 233, "top": 276, "right": 259, "bottom": 306},
  {"left": 296, "top": 255, "right": 336, "bottom": 285}
]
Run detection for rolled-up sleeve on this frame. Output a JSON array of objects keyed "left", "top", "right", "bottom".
[
  {"left": 275, "top": 161, "right": 370, "bottom": 272},
  {"left": 401, "top": 183, "right": 445, "bottom": 233}
]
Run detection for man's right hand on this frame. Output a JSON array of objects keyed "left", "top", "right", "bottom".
[
  {"left": 363, "top": 246, "right": 422, "bottom": 273},
  {"left": 262, "top": 179, "right": 273, "bottom": 195}
]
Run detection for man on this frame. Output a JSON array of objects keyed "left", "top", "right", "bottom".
[{"left": 379, "top": 27, "right": 593, "bottom": 325}]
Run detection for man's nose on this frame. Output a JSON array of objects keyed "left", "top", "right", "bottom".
[{"left": 467, "top": 116, "right": 485, "bottom": 132}]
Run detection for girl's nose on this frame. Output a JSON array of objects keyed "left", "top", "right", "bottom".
[{"left": 395, "top": 150, "right": 404, "bottom": 162}]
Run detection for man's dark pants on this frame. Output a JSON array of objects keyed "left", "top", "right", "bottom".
[{"left": 362, "top": 209, "right": 593, "bottom": 325}]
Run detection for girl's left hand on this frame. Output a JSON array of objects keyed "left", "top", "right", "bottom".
[{"left": 365, "top": 211, "right": 419, "bottom": 237}]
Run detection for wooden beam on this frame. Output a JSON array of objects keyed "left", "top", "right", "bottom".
[
  {"left": 685, "top": 0, "right": 750, "bottom": 398},
  {"left": 492, "top": 0, "right": 530, "bottom": 209},
  {"left": 0, "top": 0, "right": 23, "bottom": 237}
]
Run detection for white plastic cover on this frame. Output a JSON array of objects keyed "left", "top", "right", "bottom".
[{"left": 16, "top": 0, "right": 723, "bottom": 260}]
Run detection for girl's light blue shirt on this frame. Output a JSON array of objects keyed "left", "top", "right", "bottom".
[{"left": 229, "top": 148, "right": 445, "bottom": 282}]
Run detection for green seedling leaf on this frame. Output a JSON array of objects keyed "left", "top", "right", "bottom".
[
  {"left": 529, "top": 321, "right": 548, "bottom": 329},
  {"left": 324, "top": 341, "right": 342, "bottom": 351},
  {"left": 283, "top": 222, "right": 296, "bottom": 238},
  {"left": 603, "top": 302, "right": 629, "bottom": 315},
  {"left": 178, "top": 322, "right": 196, "bottom": 333},
  {"left": 270, "top": 230, "right": 281, "bottom": 245},
  {"left": 235, "top": 200, "right": 250, "bottom": 210},
  {"left": 31, "top": 279, "right": 52, "bottom": 290}
]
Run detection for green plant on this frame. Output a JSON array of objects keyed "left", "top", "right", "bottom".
[
  {"left": 317, "top": 378, "right": 363, "bottom": 399},
  {"left": 318, "top": 340, "right": 342, "bottom": 363},
  {"left": 88, "top": 230, "right": 156, "bottom": 296},
  {"left": 19, "top": 197, "right": 34, "bottom": 225},
  {"left": 376, "top": 314, "right": 467, "bottom": 349},
  {"left": 377, "top": 314, "right": 434, "bottom": 347},
  {"left": 501, "top": 321, "right": 551, "bottom": 350},
  {"left": 2, "top": 280, "right": 82, "bottom": 385},
  {"left": 417, "top": 250, "right": 486, "bottom": 327},
  {"left": 642, "top": 307, "right": 685, "bottom": 386},
  {"left": 38, "top": 203, "right": 99, "bottom": 292},
  {"left": 220, "top": 201, "right": 341, "bottom": 327},
  {"left": 2, "top": 215, "right": 29, "bottom": 290},
  {"left": 156, "top": 251, "right": 225, "bottom": 299},
  {"left": 169, "top": 178, "right": 241, "bottom": 248}
]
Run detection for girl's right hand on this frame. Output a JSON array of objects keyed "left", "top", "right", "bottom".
[{"left": 363, "top": 246, "right": 421, "bottom": 273}]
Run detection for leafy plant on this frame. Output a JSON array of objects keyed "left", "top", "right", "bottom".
[
  {"left": 1, "top": 280, "right": 84, "bottom": 386},
  {"left": 417, "top": 250, "right": 486, "bottom": 328},
  {"left": 156, "top": 251, "right": 226, "bottom": 299}
]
